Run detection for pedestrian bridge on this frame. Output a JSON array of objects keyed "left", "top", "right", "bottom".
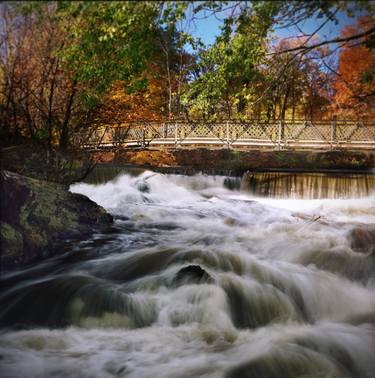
[{"left": 74, "top": 119, "right": 375, "bottom": 151}]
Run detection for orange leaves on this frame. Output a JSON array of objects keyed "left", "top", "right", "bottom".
[
  {"left": 94, "top": 58, "right": 182, "bottom": 124},
  {"left": 332, "top": 17, "right": 375, "bottom": 119}
]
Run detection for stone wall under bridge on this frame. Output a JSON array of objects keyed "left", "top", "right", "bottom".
[{"left": 90, "top": 149, "right": 375, "bottom": 175}]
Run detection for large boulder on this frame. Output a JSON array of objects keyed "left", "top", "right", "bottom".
[
  {"left": 349, "top": 226, "right": 375, "bottom": 254},
  {"left": 0, "top": 170, "right": 113, "bottom": 268}
]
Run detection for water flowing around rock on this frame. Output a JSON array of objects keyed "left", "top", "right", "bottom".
[{"left": 0, "top": 171, "right": 374, "bottom": 378}]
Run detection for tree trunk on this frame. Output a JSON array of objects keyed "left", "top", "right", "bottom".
[{"left": 59, "top": 82, "right": 77, "bottom": 149}]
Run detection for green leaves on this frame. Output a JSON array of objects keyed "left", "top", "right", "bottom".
[
  {"left": 161, "top": 1, "right": 188, "bottom": 25},
  {"left": 182, "top": 3, "right": 273, "bottom": 119},
  {"left": 364, "top": 34, "right": 375, "bottom": 50},
  {"left": 55, "top": 1, "right": 161, "bottom": 108},
  {"left": 361, "top": 71, "right": 374, "bottom": 84},
  {"left": 8, "top": 0, "right": 373, "bottom": 132}
]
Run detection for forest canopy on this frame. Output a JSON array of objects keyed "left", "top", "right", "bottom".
[{"left": 1, "top": 1, "right": 374, "bottom": 147}]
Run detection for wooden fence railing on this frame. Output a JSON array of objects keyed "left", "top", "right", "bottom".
[{"left": 73, "top": 119, "right": 375, "bottom": 150}]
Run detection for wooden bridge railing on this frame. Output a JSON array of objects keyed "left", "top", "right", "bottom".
[{"left": 73, "top": 119, "right": 375, "bottom": 150}]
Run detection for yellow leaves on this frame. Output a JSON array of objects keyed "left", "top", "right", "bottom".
[{"left": 95, "top": 60, "right": 175, "bottom": 123}]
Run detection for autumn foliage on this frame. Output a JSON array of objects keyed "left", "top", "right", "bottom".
[
  {"left": 96, "top": 17, "right": 375, "bottom": 124},
  {"left": 94, "top": 67, "right": 168, "bottom": 125},
  {"left": 332, "top": 17, "right": 375, "bottom": 119},
  {"left": 1, "top": 2, "right": 375, "bottom": 148}
]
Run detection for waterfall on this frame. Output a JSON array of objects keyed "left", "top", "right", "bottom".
[
  {"left": 86, "top": 165, "right": 374, "bottom": 199},
  {"left": 241, "top": 171, "right": 375, "bottom": 199}
]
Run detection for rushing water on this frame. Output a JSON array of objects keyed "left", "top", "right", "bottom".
[
  {"left": 242, "top": 171, "right": 375, "bottom": 199},
  {"left": 1, "top": 171, "right": 375, "bottom": 378}
]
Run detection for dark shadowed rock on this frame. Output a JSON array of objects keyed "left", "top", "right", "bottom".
[
  {"left": 0, "top": 170, "right": 113, "bottom": 269},
  {"left": 137, "top": 180, "right": 150, "bottom": 193},
  {"left": 174, "top": 265, "right": 213, "bottom": 286},
  {"left": 223, "top": 177, "right": 241, "bottom": 191},
  {"left": 225, "top": 346, "right": 349, "bottom": 378},
  {"left": 349, "top": 226, "right": 375, "bottom": 254}
]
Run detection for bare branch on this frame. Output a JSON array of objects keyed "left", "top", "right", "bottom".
[{"left": 274, "top": 26, "right": 375, "bottom": 55}]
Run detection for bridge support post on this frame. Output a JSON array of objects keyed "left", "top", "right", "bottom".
[
  {"left": 226, "top": 120, "right": 230, "bottom": 149},
  {"left": 330, "top": 116, "right": 337, "bottom": 150},
  {"left": 174, "top": 122, "right": 178, "bottom": 147},
  {"left": 277, "top": 121, "right": 283, "bottom": 150},
  {"left": 142, "top": 127, "right": 146, "bottom": 149}
]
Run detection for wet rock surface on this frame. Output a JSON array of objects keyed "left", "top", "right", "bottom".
[
  {"left": 174, "top": 264, "right": 214, "bottom": 286},
  {"left": 349, "top": 226, "right": 375, "bottom": 254},
  {"left": 0, "top": 170, "right": 113, "bottom": 269}
]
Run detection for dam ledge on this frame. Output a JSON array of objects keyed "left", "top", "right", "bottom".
[{"left": 89, "top": 163, "right": 375, "bottom": 177}]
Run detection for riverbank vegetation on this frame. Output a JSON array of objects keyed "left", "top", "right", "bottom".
[{"left": 1, "top": 1, "right": 375, "bottom": 149}]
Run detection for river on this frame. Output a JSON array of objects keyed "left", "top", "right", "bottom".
[{"left": 0, "top": 171, "right": 374, "bottom": 378}]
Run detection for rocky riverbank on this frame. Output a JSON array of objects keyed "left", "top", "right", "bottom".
[
  {"left": 0, "top": 170, "right": 113, "bottom": 269},
  {"left": 0, "top": 141, "right": 113, "bottom": 270}
]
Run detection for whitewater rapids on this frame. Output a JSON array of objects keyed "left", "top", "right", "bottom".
[{"left": 0, "top": 171, "right": 374, "bottom": 378}]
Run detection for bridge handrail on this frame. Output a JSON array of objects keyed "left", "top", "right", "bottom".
[{"left": 73, "top": 119, "right": 375, "bottom": 151}]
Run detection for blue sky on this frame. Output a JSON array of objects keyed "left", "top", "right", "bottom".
[
  {"left": 183, "top": 6, "right": 362, "bottom": 50},
  {"left": 275, "top": 11, "right": 361, "bottom": 42}
]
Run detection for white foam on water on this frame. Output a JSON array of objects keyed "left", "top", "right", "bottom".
[{"left": 1, "top": 172, "right": 374, "bottom": 377}]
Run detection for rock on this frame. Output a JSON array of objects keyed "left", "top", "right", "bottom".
[
  {"left": 174, "top": 265, "right": 213, "bottom": 286},
  {"left": 0, "top": 170, "right": 113, "bottom": 268},
  {"left": 349, "top": 227, "right": 375, "bottom": 254},
  {"left": 0, "top": 222, "right": 23, "bottom": 259},
  {"left": 137, "top": 180, "right": 150, "bottom": 193},
  {"left": 91, "top": 149, "right": 374, "bottom": 174},
  {"left": 224, "top": 217, "right": 237, "bottom": 226},
  {"left": 223, "top": 177, "right": 241, "bottom": 191}
]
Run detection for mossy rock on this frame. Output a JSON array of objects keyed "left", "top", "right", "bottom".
[
  {"left": 0, "top": 222, "right": 23, "bottom": 262},
  {"left": 0, "top": 170, "right": 113, "bottom": 269}
]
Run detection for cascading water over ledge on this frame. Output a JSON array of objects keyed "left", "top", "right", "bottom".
[
  {"left": 0, "top": 170, "right": 374, "bottom": 378},
  {"left": 241, "top": 170, "right": 375, "bottom": 199}
]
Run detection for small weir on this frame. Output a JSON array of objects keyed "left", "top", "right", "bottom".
[
  {"left": 85, "top": 164, "right": 375, "bottom": 199},
  {"left": 241, "top": 170, "right": 375, "bottom": 199}
]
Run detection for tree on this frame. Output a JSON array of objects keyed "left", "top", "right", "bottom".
[
  {"left": 0, "top": 1, "right": 164, "bottom": 147},
  {"left": 332, "top": 17, "right": 375, "bottom": 118},
  {"left": 2, "top": 0, "right": 374, "bottom": 150},
  {"left": 92, "top": 7, "right": 194, "bottom": 124},
  {"left": 196, "top": 1, "right": 375, "bottom": 55},
  {"left": 0, "top": 2, "right": 79, "bottom": 147},
  {"left": 181, "top": 4, "right": 278, "bottom": 120}
]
